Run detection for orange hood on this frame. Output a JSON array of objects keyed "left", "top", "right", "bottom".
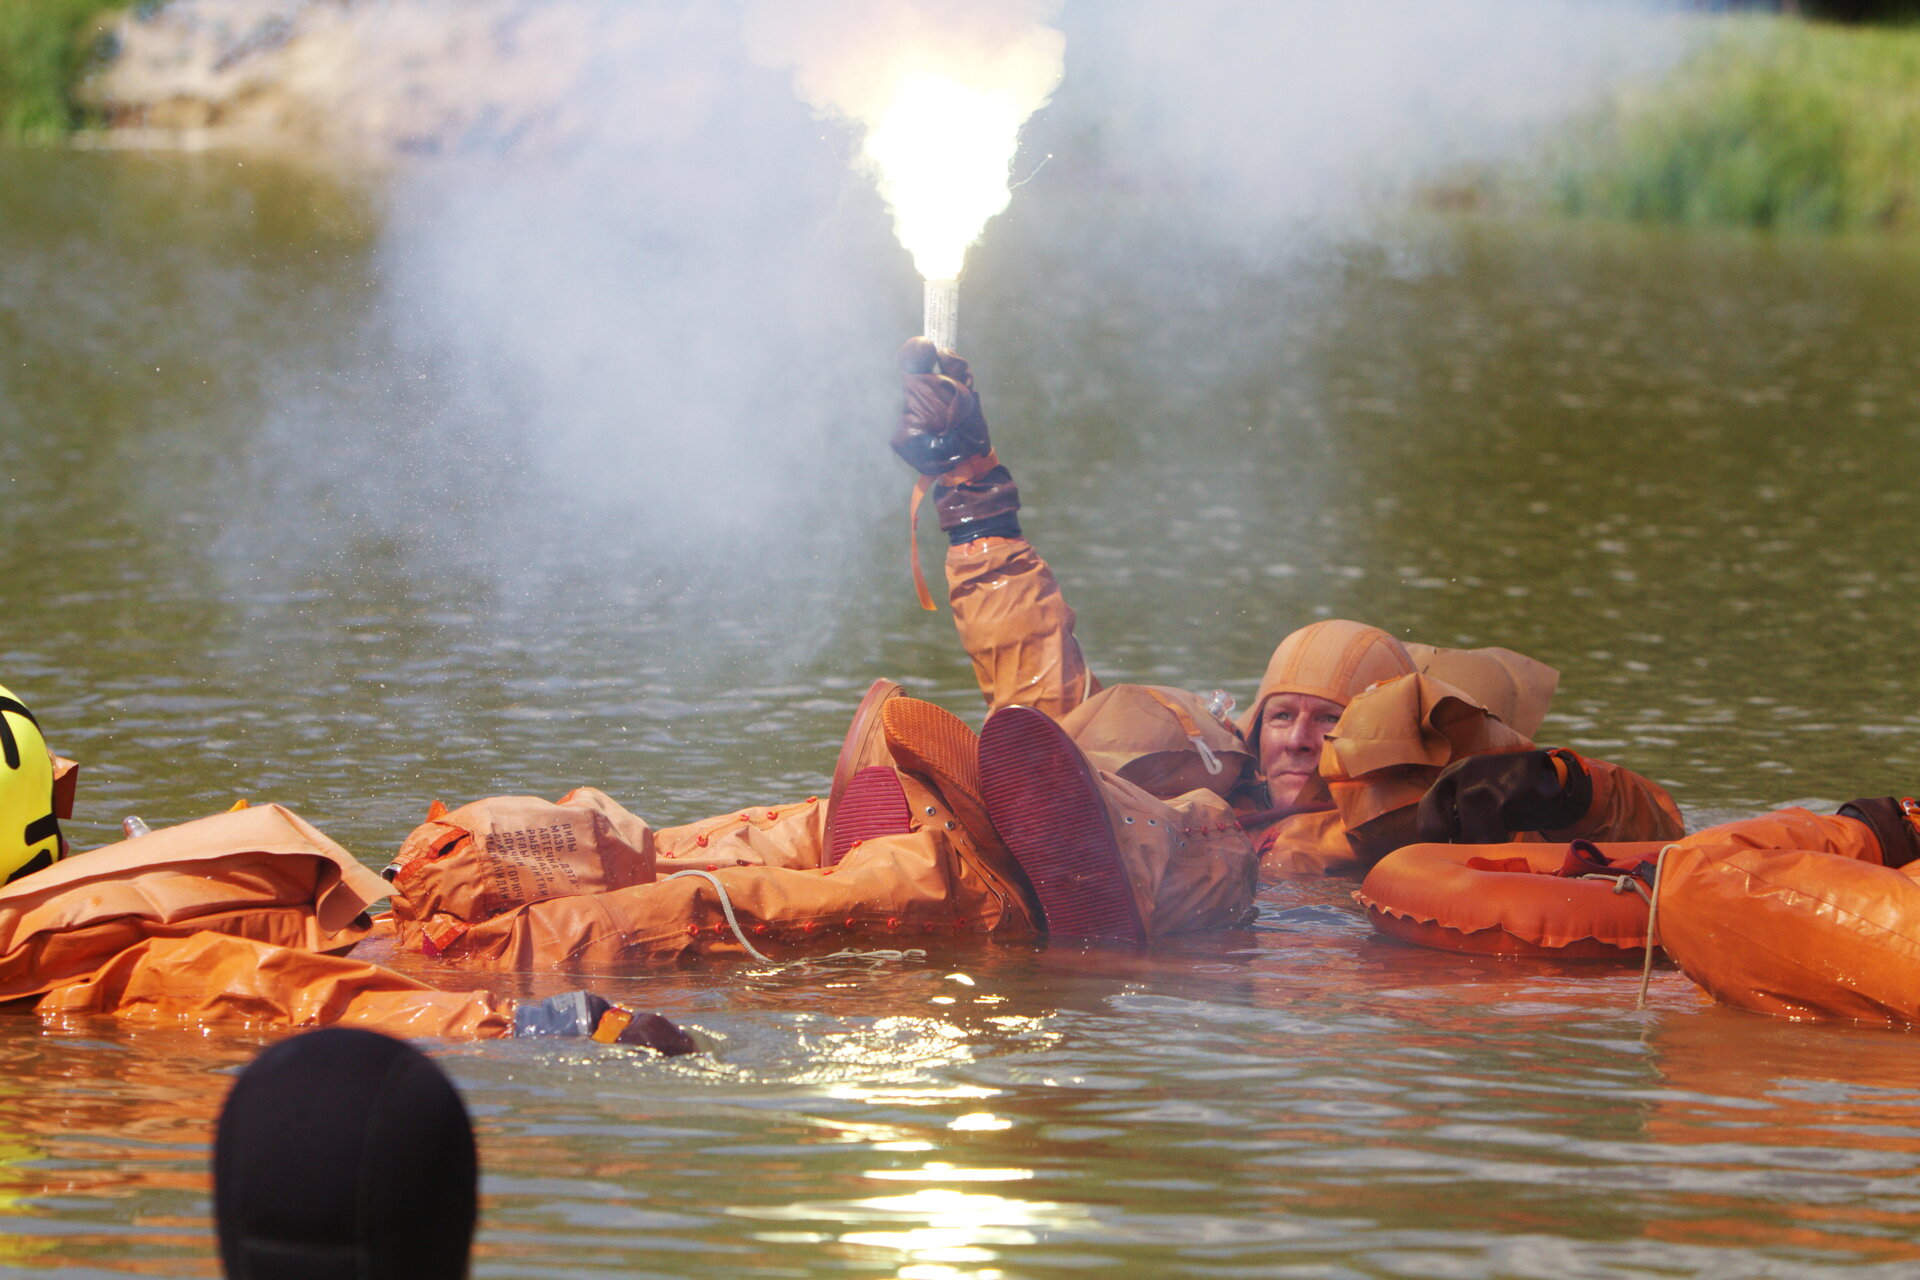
[{"left": 1238, "top": 620, "right": 1416, "bottom": 736}]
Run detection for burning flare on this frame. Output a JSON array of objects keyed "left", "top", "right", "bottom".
[{"left": 746, "top": 0, "right": 1064, "bottom": 316}]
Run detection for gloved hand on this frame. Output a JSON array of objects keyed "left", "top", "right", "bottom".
[
  {"left": 1417, "top": 749, "right": 1593, "bottom": 843},
  {"left": 513, "top": 991, "right": 697, "bottom": 1055},
  {"left": 894, "top": 337, "right": 992, "bottom": 475},
  {"left": 893, "top": 337, "right": 1020, "bottom": 545},
  {"left": 1838, "top": 796, "right": 1920, "bottom": 869}
]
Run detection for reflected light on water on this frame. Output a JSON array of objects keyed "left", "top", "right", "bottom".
[
  {"left": 745, "top": 1186, "right": 1087, "bottom": 1275},
  {"left": 866, "top": 1163, "right": 1033, "bottom": 1183},
  {"left": 829, "top": 1083, "right": 1003, "bottom": 1107}
]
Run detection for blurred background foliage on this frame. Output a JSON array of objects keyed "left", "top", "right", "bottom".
[
  {"left": 1543, "top": 15, "right": 1920, "bottom": 233},
  {"left": 0, "top": 0, "right": 122, "bottom": 140}
]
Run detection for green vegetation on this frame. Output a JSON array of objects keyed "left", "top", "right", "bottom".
[
  {"left": 1548, "top": 17, "right": 1920, "bottom": 234},
  {"left": 0, "top": 0, "right": 123, "bottom": 142}
]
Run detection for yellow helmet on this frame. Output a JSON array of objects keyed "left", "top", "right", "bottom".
[{"left": 0, "top": 686, "right": 60, "bottom": 886}]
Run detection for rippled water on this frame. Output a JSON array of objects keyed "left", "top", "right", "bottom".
[{"left": 4, "top": 147, "right": 1920, "bottom": 1276}]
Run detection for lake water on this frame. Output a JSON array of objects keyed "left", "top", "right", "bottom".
[{"left": 3, "top": 146, "right": 1920, "bottom": 1278}]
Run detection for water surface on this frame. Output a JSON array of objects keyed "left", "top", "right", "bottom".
[{"left": 3, "top": 147, "right": 1920, "bottom": 1277}]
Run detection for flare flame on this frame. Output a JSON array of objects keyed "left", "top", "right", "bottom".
[{"left": 746, "top": 1, "right": 1064, "bottom": 284}]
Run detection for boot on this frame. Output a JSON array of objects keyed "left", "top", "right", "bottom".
[
  {"left": 879, "top": 696, "right": 1042, "bottom": 933},
  {"left": 978, "top": 705, "right": 1259, "bottom": 946},
  {"left": 1838, "top": 796, "right": 1920, "bottom": 869},
  {"left": 826, "top": 678, "right": 902, "bottom": 834},
  {"left": 978, "top": 705, "right": 1146, "bottom": 943}
]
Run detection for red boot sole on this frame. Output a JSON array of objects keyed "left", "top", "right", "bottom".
[
  {"left": 828, "top": 678, "right": 902, "bottom": 825},
  {"left": 979, "top": 706, "right": 1147, "bottom": 945},
  {"left": 825, "top": 766, "right": 913, "bottom": 867}
]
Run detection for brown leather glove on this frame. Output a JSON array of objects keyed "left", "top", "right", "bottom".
[
  {"left": 894, "top": 338, "right": 1020, "bottom": 542},
  {"left": 1417, "top": 749, "right": 1593, "bottom": 843},
  {"left": 896, "top": 337, "right": 989, "bottom": 473}
]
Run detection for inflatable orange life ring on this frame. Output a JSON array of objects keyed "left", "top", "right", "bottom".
[{"left": 1355, "top": 840, "right": 1670, "bottom": 959}]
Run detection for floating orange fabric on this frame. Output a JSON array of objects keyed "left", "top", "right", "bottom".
[
  {"left": 1322, "top": 674, "right": 1535, "bottom": 780},
  {"left": 1255, "top": 808, "right": 1356, "bottom": 877},
  {"left": 37, "top": 932, "right": 512, "bottom": 1039},
  {"left": 1320, "top": 673, "right": 1536, "bottom": 834},
  {"left": 1655, "top": 809, "right": 1919, "bottom": 1025},
  {"left": 1401, "top": 643, "right": 1559, "bottom": 739},
  {"left": 654, "top": 798, "right": 827, "bottom": 873},
  {"left": 50, "top": 756, "right": 77, "bottom": 821},
  {"left": 0, "top": 804, "right": 387, "bottom": 1003},
  {"left": 387, "top": 787, "right": 655, "bottom": 932},
  {"left": 420, "top": 827, "right": 1017, "bottom": 970},
  {"left": 1355, "top": 840, "right": 1672, "bottom": 958}
]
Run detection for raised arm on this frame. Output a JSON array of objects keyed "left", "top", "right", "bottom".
[{"left": 894, "top": 339, "right": 1098, "bottom": 720}]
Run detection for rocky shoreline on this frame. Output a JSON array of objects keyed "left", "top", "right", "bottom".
[{"left": 78, "top": 0, "right": 637, "bottom": 163}]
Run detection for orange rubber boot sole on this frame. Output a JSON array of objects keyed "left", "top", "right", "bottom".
[
  {"left": 881, "top": 697, "right": 993, "bottom": 839},
  {"left": 979, "top": 706, "right": 1147, "bottom": 945}
]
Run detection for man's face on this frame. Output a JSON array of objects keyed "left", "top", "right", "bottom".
[{"left": 1257, "top": 692, "right": 1346, "bottom": 812}]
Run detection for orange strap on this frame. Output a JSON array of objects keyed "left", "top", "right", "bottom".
[
  {"left": 1143, "top": 688, "right": 1205, "bottom": 741},
  {"left": 418, "top": 917, "right": 470, "bottom": 957},
  {"left": 592, "top": 1006, "right": 635, "bottom": 1043},
  {"left": 906, "top": 448, "right": 1002, "bottom": 612}
]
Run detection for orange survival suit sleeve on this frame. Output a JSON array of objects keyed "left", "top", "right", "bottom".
[
  {"left": 1539, "top": 755, "right": 1685, "bottom": 844},
  {"left": 945, "top": 536, "right": 1099, "bottom": 720}
]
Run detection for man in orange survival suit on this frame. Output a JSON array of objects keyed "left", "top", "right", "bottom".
[
  {"left": 891, "top": 337, "right": 1683, "bottom": 891},
  {"left": 369, "top": 349, "right": 1689, "bottom": 960},
  {"left": 363, "top": 339, "right": 1682, "bottom": 961}
]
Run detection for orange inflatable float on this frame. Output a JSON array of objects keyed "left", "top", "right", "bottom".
[
  {"left": 1655, "top": 803, "right": 1919, "bottom": 1025},
  {"left": 1356, "top": 804, "right": 1915, "bottom": 984},
  {"left": 1355, "top": 839, "right": 1670, "bottom": 959}
]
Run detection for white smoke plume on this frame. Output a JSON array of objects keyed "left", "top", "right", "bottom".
[{"left": 204, "top": 0, "right": 1687, "bottom": 677}]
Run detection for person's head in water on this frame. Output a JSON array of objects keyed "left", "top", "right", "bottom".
[
  {"left": 1240, "top": 621, "right": 1415, "bottom": 814},
  {"left": 0, "top": 683, "right": 62, "bottom": 885},
  {"left": 214, "top": 1028, "right": 477, "bottom": 1280}
]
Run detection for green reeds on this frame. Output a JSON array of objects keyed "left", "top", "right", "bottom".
[
  {"left": 0, "top": 0, "right": 123, "bottom": 142},
  {"left": 1551, "top": 17, "right": 1920, "bottom": 234}
]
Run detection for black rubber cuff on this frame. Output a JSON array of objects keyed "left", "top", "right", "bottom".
[
  {"left": 1542, "top": 749, "right": 1594, "bottom": 830},
  {"left": 1838, "top": 797, "right": 1920, "bottom": 868},
  {"left": 945, "top": 512, "right": 1022, "bottom": 546}
]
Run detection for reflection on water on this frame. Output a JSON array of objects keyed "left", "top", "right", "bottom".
[{"left": 5, "top": 146, "right": 1920, "bottom": 1276}]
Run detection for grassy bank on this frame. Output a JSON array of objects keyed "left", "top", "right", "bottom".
[
  {"left": 0, "top": 0, "right": 123, "bottom": 142},
  {"left": 1547, "top": 17, "right": 1920, "bottom": 234}
]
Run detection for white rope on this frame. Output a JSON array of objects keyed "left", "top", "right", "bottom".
[
  {"left": 663, "top": 870, "right": 930, "bottom": 970},
  {"left": 1572, "top": 845, "right": 1677, "bottom": 1009},
  {"left": 664, "top": 869, "right": 774, "bottom": 963},
  {"left": 1635, "top": 845, "right": 1676, "bottom": 1011},
  {"left": 776, "top": 948, "right": 929, "bottom": 967}
]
